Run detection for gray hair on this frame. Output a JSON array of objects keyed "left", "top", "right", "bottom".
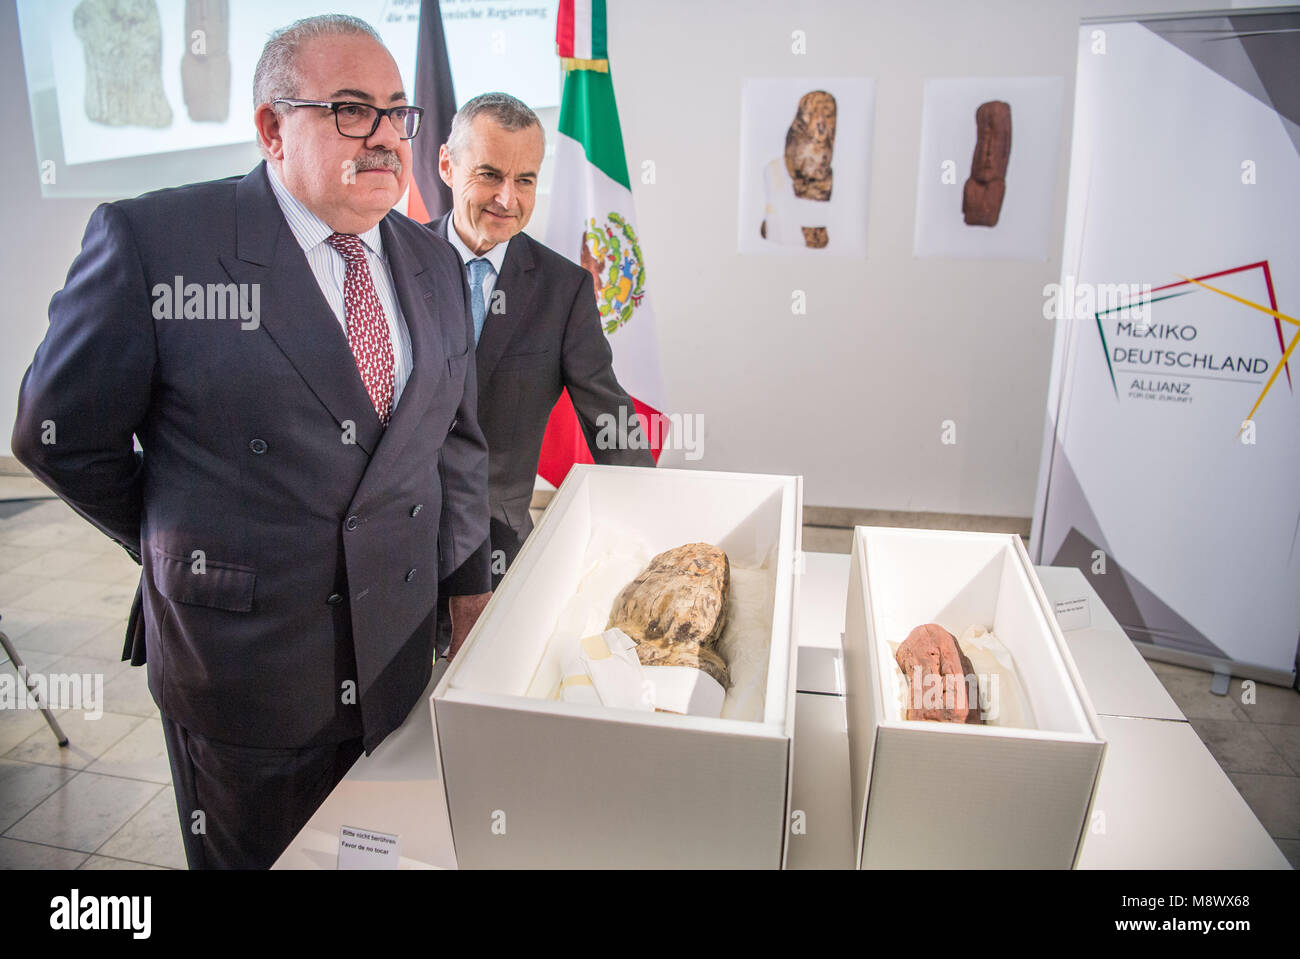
[
  {"left": 446, "top": 92, "right": 543, "bottom": 161},
  {"left": 253, "top": 15, "right": 384, "bottom": 157}
]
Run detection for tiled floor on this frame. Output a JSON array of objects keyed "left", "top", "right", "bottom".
[
  {"left": 1, "top": 489, "right": 1297, "bottom": 869},
  {"left": 1, "top": 493, "right": 180, "bottom": 869}
]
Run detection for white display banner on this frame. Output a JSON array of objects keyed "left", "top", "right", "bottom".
[
  {"left": 33, "top": 0, "right": 421, "bottom": 167},
  {"left": 440, "top": 0, "right": 561, "bottom": 108},
  {"left": 20, "top": 0, "right": 557, "bottom": 168},
  {"left": 1031, "top": 15, "right": 1300, "bottom": 678}
]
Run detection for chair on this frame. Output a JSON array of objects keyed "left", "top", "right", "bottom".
[{"left": 0, "top": 612, "right": 69, "bottom": 747}]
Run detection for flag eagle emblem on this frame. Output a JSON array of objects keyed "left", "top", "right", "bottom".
[{"left": 580, "top": 213, "right": 646, "bottom": 334}]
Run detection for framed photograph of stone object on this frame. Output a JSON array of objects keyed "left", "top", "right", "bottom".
[
  {"left": 737, "top": 76, "right": 875, "bottom": 257},
  {"left": 913, "top": 76, "right": 1064, "bottom": 260}
]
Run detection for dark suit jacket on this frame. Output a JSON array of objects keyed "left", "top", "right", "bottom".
[
  {"left": 12, "top": 163, "right": 490, "bottom": 752},
  {"left": 429, "top": 214, "right": 653, "bottom": 567}
]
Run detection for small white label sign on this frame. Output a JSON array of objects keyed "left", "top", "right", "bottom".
[
  {"left": 1054, "top": 596, "right": 1091, "bottom": 631},
  {"left": 338, "top": 825, "right": 400, "bottom": 870}
]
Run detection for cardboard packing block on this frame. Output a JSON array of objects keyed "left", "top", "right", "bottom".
[
  {"left": 431, "top": 465, "right": 803, "bottom": 868},
  {"left": 843, "top": 527, "right": 1106, "bottom": 869}
]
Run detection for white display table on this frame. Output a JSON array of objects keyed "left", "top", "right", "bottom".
[
  {"left": 273, "top": 556, "right": 1289, "bottom": 870},
  {"left": 1032, "top": 566, "right": 1185, "bottom": 722},
  {"left": 1081, "top": 715, "right": 1288, "bottom": 869}
]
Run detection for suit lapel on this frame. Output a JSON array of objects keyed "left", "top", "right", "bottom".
[
  {"left": 474, "top": 236, "right": 536, "bottom": 382},
  {"left": 431, "top": 215, "right": 537, "bottom": 382},
  {"left": 359, "top": 217, "right": 444, "bottom": 484},
  {"left": 219, "top": 164, "right": 383, "bottom": 455}
]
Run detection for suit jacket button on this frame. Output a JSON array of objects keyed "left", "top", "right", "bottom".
[
  {"left": 345, "top": 515, "right": 359, "bottom": 531},
  {"left": 326, "top": 593, "right": 343, "bottom": 606},
  {"left": 405, "top": 568, "right": 417, "bottom": 582},
  {"left": 410, "top": 504, "right": 423, "bottom": 517},
  {"left": 249, "top": 438, "right": 268, "bottom": 454}
]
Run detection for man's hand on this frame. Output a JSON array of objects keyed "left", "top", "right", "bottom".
[{"left": 447, "top": 591, "right": 491, "bottom": 661}]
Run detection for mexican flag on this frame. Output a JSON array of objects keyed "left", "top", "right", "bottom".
[{"left": 539, "top": 0, "right": 668, "bottom": 487}]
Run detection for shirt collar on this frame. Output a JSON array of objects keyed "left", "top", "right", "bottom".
[
  {"left": 266, "top": 162, "right": 384, "bottom": 258},
  {"left": 446, "top": 212, "right": 509, "bottom": 275}
]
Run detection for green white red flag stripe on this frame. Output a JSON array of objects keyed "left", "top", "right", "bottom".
[
  {"left": 539, "top": 0, "right": 668, "bottom": 486},
  {"left": 555, "top": 0, "right": 607, "bottom": 60}
]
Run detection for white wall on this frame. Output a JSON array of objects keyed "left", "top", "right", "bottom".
[
  {"left": 1, "top": 0, "right": 1253, "bottom": 513},
  {"left": 588, "top": 0, "right": 1267, "bottom": 515},
  {"left": 1, "top": 0, "right": 103, "bottom": 471}
]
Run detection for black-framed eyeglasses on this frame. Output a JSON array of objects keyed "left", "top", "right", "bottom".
[{"left": 273, "top": 99, "right": 424, "bottom": 140}]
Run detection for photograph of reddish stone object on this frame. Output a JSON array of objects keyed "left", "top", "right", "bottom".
[
  {"left": 181, "top": 0, "right": 231, "bottom": 123},
  {"left": 962, "top": 100, "right": 1011, "bottom": 227},
  {"left": 895, "top": 623, "right": 984, "bottom": 724}
]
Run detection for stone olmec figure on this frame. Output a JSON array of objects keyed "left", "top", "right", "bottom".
[
  {"left": 181, "top": 0, "right": 231, "bottom": 123},
  {"left": 74, "top": 0, "right": 173, "bottom": 128},
  {"left": 962, "top": 100, "right": 1011, "bottom": 227},
  {"left": 608, "top": 543, "right": 731, "bottom": 687}
]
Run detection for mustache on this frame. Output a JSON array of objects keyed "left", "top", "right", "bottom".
[{"left": 350, "top": 150, "right": 402, "bottom": 176}]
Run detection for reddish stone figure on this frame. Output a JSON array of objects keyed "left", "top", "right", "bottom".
[
  {"left": 962, "top": 100, "right": 1011, "bottom": 227},
  {"left": 895, "top": 623, "right": 983, "bottom": 724}
]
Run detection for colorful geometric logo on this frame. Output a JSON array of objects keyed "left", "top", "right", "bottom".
[{"left": 1094, "top": 260, "right": 1296, "bottom": 427}]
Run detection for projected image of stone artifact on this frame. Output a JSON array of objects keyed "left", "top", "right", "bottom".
[
  {"left": 181, "top": 0, "right": 230, "bottom": 123},
  {"left": 607, "top": 543, "right": 731, "bottom": 687},
  {"left": 895, "top": 623, "right": 983, "bottom": 724},
  {"left": 962, "top": 100, "right": 1010, "bottom": 227},
  {"left": 761, "top": 90, "right": 835, "bottom": 249},
  {"left": 73, "top": 0, "right": 173, "bottom": 128}
]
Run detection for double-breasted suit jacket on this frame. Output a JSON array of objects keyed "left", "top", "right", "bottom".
[{"left": 13, "top": 163, "right": 491, "bottom": 752}]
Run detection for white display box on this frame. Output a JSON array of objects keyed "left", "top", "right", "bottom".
[
  {"left": 843, "top": 527, "right": 1106, "bottom": 869},
  {"left": 431, "top": 465, "right": 802, "bottom": 868}
]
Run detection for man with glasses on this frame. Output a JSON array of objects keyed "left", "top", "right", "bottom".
[{"left": 12, "top": 14, "right": 491, "bottom": 868}]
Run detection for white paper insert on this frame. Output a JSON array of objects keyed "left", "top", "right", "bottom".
[
  {"left": 1053, "top": 596, "right": 1092, "bottom": 631},
  {"left": 559, "top": 628, "right": 654, "bottom": 712},
  {"left": 337, "top": 825, "right": 399, "bottom": 870}
]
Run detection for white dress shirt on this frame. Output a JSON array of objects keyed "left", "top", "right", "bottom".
[
  {"left": 266, "top": 164, "right": 414, "bottom": 408},
  {"left": 445, "top": 212, "right": 510, "bottom": 314}
]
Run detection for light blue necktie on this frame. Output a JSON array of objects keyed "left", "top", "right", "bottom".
[{"left": 467, "top": 258, "right": 492, "bottom": 344}]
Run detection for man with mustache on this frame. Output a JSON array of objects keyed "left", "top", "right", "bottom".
[
  {"left": 428, "top": 93, "right": 653, "bottom": 630},
  {"left": 11, "top": 15, "right": 491, "bottom": 868}
]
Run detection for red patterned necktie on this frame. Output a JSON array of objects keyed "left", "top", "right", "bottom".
[{"left": 326, "top": 232, "right": 395, "bottom": 426}]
